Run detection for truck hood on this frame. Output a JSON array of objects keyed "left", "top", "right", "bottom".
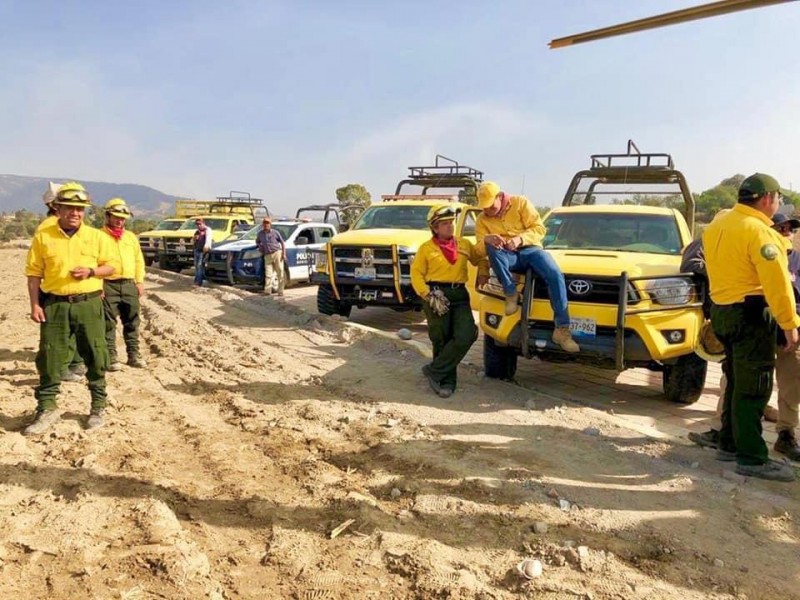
[
  {"left": 331, "top": 228, "right": 432, "bottom": 249},
  {"left": 213, "top": 239, "right": 256, "bottom": 252},
  {"left": 549, "top": 249, "right": 683, "bottom": 278}
]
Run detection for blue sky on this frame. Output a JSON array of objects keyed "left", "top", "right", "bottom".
[{"left": 2, "top": 0, "right": 799, "bottom": 213}]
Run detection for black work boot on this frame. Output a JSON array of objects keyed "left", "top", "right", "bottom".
[
  {"left": 688, "top": 429, "right": 720, "bottom": 449},
  {"left": 127, "top": 354, "right": 147, "bottom": 368},
  {"left": 422, "top": 364, "right": 444, "bottom": 396},
  {"left": 86, "top": 409, "right": 105, "bottom": 431},
  {"left": 774, "top": 430, "right": 800, "bottom": 461},
  {"left": 23, "top": 409, "right": 61, "bottom": 436}
]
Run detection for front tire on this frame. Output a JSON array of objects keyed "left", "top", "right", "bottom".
[
  {"left": 316, "top": 284, "right": 352, "bottom": 318},
  {"left": 662, "top": 353, "right": 707, "bottom": 404},
  {"left": 484, "top": 335, "right": 518, "bottom": 380},
  {"left": 158, "top": 255, "right": 182, "bottom": 273}
]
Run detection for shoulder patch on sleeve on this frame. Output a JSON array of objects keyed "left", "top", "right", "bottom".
[{"left": 760, "top": 243, "right": 779, "bottom": 261}]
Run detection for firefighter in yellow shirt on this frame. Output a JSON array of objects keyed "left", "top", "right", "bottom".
[
  {"left": 36, "top": 182, "right": 87, "bottom": 382},
  {"left": 23, "top": 182, "right": 117, "bottom": 435},
  {"left": 475, "top": 181, "right": 579, "bottom": 353},
  {"left": 101, "top": 198, "right": 147, "bottom": 371},
  {"left": 411, "top": 205, "right": 488, "bottom": 397},
  {"left": 703, "top": 173, "right": 800, "bottom": 482}
]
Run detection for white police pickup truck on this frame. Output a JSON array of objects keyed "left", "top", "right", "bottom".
[{"left": 205, "top": 219, "right": 337, "bottom": 288}]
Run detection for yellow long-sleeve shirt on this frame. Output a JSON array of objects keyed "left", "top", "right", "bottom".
[
  {"left": 475, "top": 195, "right": 546, "bottom": 251},
  {"left": 703, "top": 203, "right": 800, "bottom": 331},
  {"left": 35, "top": 215, "right": 58, "bottom": 233},
  {"left": 104, "top": 228, "right": 146, "bottom": 284},
  {"left": 411, "top": 237, "right": 488, "bottom": 299},
  {"left": 25, "top": 222, "right": 117, "bottom": 295}
]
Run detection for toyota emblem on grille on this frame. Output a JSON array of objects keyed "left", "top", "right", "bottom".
[
  {"left": 568, "top": 279, "right": 592, "bottom": 296},
  {"left": 361, "top": 248, "right": 374, "bottom": 268}
]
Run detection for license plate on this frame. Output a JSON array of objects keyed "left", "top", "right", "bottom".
[
  {"left": 358, "top": 290, "right": 379, "bottom": 301},
  {"left": 570, "top": 317, "right": 596, "bottom": 338},
  {"left": 178, "top": 256, "right": 192, "bottom": 263},
  {"left": 354, "top": 267, "right": 376, "bottom": 280}
]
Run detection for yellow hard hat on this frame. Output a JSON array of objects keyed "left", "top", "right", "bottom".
[
  {"left": 477, "top": 181, "right": 501, "bottom": 209},
  {"left": 104, "top": 197, "right": 133, "bottom": 219},
  {"left": 427, "top": 204, "right": 461, "bottom": 228},
  {"left": 693, "top": 320, "right": 725, "bottom": 363},
  {"left": 53, "top": 181, "right": 91, "bottom": 207}
]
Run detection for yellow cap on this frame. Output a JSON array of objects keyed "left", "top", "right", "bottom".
[
  {"left": 104, "top": 197, "right": 133, "bottom": 219},
  {"left": 53, "top": 181, "right": 91, "bottom": 207},
  {"left": 477, "top": 181, "right": 501, "bottom": 209}
]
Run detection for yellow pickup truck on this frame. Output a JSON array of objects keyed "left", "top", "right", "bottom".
[
  {"left": 155, "top": 192, "right": 268, "bottom": 273},
  {"left": 479, "top": 142, "right": 707, "bottom": 405},
  {"left": 311, "top": 156, "right": 484, "bottom": 317},
  {"left": 137, "top": 217, "right": 186, "bottom": 266}
]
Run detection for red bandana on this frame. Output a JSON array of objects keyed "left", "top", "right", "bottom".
[
  {"left": 105, "top": 225, "right": 124, "bottom": 240},
  {"left": 433, "top": 236, "right": 458, "bottom": 264}
]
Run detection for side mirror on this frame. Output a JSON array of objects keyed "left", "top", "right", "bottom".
[{"left": 295, "top": 236, "right": 309, "bottom": 246}]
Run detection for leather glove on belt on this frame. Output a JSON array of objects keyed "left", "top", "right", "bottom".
[{"left": 427, "top": 289, "right": 450, "bottom": 316}]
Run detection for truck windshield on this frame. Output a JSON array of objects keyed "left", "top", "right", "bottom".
[
  {"left": 155, "top": 220, "right": 183, "bottom": 231},
  {"left": 240, "top": 223, "right": 297, "bottom": 241},
  {"left": 178, "top": 218, "right": 232, "bottom": 231},
  {"left": 353, "top": 205, "right": 430, "bottom": 230},
  {"left": 542, "top": 213, "right": 682, "bottom": 255}
]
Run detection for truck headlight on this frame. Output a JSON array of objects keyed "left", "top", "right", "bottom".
[
  {"left": 646, "top": 278, "right": 692, "bottom": 305},
  {"left": 241, "top": 249, "right": 261, "bottom": 260},
  {"left": 313, "top": 250, "right": 328, "bottom": 271}
]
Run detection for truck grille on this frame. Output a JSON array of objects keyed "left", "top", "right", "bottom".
[
  {"left": 164, "top": 239, "right": 192, "bottom": 253},
  {"left": 333, "top": 246, "right": 411, "bottom": 281},
  {"left": 533, "top": 275, "right": 642, "bottom": 305},
  {"left": 139, "top": 236, "right": 157, "bottom": 249}
]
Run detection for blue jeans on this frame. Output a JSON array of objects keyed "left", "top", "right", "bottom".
[
  {"left": 193, "top": 249, "right": 206, "bottom": 286},
  {"left": 486, "top": 244, "right": 570, "bottom": 327}
]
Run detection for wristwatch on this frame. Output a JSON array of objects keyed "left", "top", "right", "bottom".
[{"left": 88, "top": 268, "right": 95, "bottom": 278}]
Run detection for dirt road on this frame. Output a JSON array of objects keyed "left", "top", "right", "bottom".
[{"left": 1, "top": 247, "right": 798, "bottom": 599}]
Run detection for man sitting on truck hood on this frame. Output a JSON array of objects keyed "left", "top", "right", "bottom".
[{"left": 476, "top": 181, "right": 579, "bottom": 354}]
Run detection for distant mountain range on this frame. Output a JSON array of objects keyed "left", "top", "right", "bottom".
[{"left": 0, "top": 174, "right": 182, "bottom": 216}]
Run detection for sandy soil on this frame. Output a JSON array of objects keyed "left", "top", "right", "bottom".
[{"left": 1, "top": 247, "right": 798, "bottom": 600}]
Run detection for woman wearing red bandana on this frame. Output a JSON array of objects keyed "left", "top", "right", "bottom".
[
  {"left": 102, "top": 198, "right": 147, "bottom": 372},
  {"left": 411, "top": 205, "right": 489, "bottom": 397}
]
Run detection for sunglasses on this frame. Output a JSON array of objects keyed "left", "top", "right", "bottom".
[
  {"left": 777, "top": 224, "right": 798, "bottom": 233},
  {"left": 107, "top": 207, "right": 132, "bottom": 215},
  {"left": 57, "top": 189, "right": 90, "bottom": 202}
]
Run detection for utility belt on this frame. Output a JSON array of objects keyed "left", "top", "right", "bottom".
[
  {"left": 106, "top": 278, "right": 135, "bottom": 284},
  {"left": 41, "top": 290, "right": 102, "bottom": 305},
  {"left": 427, "top": 281, "right": 465, "bottom": 289}
]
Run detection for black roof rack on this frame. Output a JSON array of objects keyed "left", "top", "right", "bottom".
[
  {"left": 589, "top": 139, "right": 674, "bottom": 170},
  {"left": 395, "top": 154, "right": 484, "bottom": 196},
  {"left": 561, "top": 140, "right": 695, "bottom": 233},
  {"left": 214, "top": 190, "right": 266, "bottom": 206}
]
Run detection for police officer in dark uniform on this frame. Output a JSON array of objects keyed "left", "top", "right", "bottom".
[{"left": 703, "top": 173, "right": 800, "bottom": 481}]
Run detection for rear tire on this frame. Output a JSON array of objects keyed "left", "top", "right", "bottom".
[
  {"left": 484, "top": 335, "right": 518, "bottom": 381},
  {"left": 144, "top": 257, "right": 154, "bottom": 267},
  {"left": 317, "top": 284, "right": 352, "bottom": 318},
  {"left": 662, "top": 353, "right": 707, "bottom": 404}
]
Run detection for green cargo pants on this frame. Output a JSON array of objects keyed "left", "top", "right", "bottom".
[
  {"left": 711, "top": 298, "right": 776, "bottom": 466},
  {"left": 103, "top": 279, "right": 141, "bottom": 362},
  {"left": 35, "top": 295, "right": 109, "bottom": 411},
  {"left": 422, "top": 285, "right": 478, "bottom": 390}
]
